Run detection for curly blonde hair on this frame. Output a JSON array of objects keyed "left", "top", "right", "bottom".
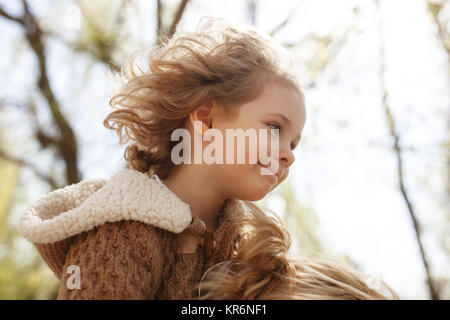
[
  {"left": 104, "top": 17, "right": 398, "bottom": 300},
  {"left": 197, "top": 202, "right": 400, "bottom": 300},
  {"left": 104, "top": 17, "right": 300, "bottom": 179}
]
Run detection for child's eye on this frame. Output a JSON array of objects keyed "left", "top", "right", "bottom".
[{"left": 267, "top": 123, "right": 281, "bottom": 132}]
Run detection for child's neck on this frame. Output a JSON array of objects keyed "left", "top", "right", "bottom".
[{"left": 162, "top": 165, "right": 226, "bottom": 231}]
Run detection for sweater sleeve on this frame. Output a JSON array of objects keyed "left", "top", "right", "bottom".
[{"left": 57, "top": 220, "right": 164, "bottom": 300}]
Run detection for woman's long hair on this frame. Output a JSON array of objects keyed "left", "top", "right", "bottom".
[{"left": 197, "top": 202, "right": 400, "bottom": 300}]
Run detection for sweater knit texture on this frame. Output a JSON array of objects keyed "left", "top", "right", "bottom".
[{"left": 19, "top": 168, "right": 245, "bottom": 299}]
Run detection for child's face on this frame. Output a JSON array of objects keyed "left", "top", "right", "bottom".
[{"left": 210, "top": 80, "right": 306, "bottom": 201}]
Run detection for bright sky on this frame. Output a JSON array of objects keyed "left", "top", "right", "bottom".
[{"left": 0, "top": 0, "right": 448, "bottom": 299}]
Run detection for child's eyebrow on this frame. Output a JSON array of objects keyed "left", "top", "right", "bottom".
[{"left": 267, "top": 112, "right": 302, "bottom": 143}]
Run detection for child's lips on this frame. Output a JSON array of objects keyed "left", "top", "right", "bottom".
[{"left": 258, "top": 162, "right": 281, "bottom": 178}]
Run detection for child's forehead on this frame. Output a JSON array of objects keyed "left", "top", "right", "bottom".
[{"left": 240, "top": 84, "right": 305, "bottom": 116}]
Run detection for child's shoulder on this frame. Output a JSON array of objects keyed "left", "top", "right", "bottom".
[
  {"left": 72, "top": 219, "right": 167, "bottom": 252},
  {"left": 20, "top": 168, "right": 192, "bottom": 245}
]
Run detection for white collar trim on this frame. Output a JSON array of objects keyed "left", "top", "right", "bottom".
[{"left": 20, "top": 169, "right": 193, "bottom": 244}]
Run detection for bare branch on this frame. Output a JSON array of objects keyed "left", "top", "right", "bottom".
[
  {"left": 0, "top": 99, "right": 58, "bottom": 149},
  {"left": 0, "top": 0, "right": 80, "bottom": 184},
  {"left": 156, "top": 0, "right": 163, "bottom": 40},
  {"left": 167, "top": 0, "right": 190, "bottom": 39},
  {"left": 427, "top": 0, "right": 450, "bottom": 203},
  {"left": 247, "top": 0, "right": 257, "bottom": 26},
  {"left": 269, "top": 1, "right": 302, "bottom": 37},
  {"left": 376, "top": 0, "right": 439, "bottom": 300},
  {"left": 428, "top": 1, "right": 450, "bottom": 63},
  {"left": 0, "top": 149, "right": 58, "bottom": 189},
  {"left": 0, "top": 6, "right": 23, "bottom": 24}
]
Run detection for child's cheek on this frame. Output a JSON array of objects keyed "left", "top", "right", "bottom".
[
  {"left": 278, "top": 169, "right": 289, "bottom": 184},
  {"left": 255, "top": 129, "right": 271, "bottom": 164}
]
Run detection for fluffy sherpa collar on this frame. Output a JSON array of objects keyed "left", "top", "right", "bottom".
[{"left": 19, "top": 168, "right": 208, "bottom": 244}]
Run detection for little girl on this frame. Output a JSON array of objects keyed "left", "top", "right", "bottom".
[{"left": 19, "top": 17, "right": 395, "bottom": 300}]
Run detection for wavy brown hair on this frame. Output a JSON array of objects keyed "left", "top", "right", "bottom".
[
  {"left": 197, "top": 202, "right": 400, "bottom": 300},
  {"left": 104, "top": 17, "right": 300, "bottom": 179}
]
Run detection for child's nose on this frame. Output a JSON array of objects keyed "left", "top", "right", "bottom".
[{"left": 279, "top": 148, "right": 295, "bottom": 168}]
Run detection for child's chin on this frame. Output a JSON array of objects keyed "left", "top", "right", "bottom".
[
  {"left": 241, "top": 180, "right": 274, "bottom": 201},
  {"left": 243, "top": 192, "right": 266, "bottom": 202}
]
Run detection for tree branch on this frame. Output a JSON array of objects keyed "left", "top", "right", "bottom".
[
  {"left": 247, "top": 0, "right": 257, "bottom": 26},
  {"left": 0, "top": 149, "right": 58, "bottom": 189},
  {"left": 427, "top": 0, "right": 450, "bottom": 207},
  {"left": 0, "top": 0, "right": 81, "bottom": 184},
  {"left": 156, "top": 0, "right": 163, "bottom": 41},
  {"left": 269, "top": 1, "right": 302, "bottom": 37},
  {"left": 376, "top": 0, "right": 439, "bottom": 300},
  {"left": 0, "top": 6, "right": 23, "bottom": 24},
  {"left": 167, "top": 0, "right": 190, "bottom": 39}
]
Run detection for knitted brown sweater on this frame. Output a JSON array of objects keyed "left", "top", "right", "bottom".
[{"left": 19, "top": 169, "right": 244, "bottom": 299}]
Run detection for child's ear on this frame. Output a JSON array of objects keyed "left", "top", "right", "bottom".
[{"left": 189, "top": 100, "right": 214, "bottom": 134}]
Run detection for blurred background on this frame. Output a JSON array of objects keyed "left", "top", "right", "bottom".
[{"left": 0, "top": 0, "right": 448, "bottom": 300}]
